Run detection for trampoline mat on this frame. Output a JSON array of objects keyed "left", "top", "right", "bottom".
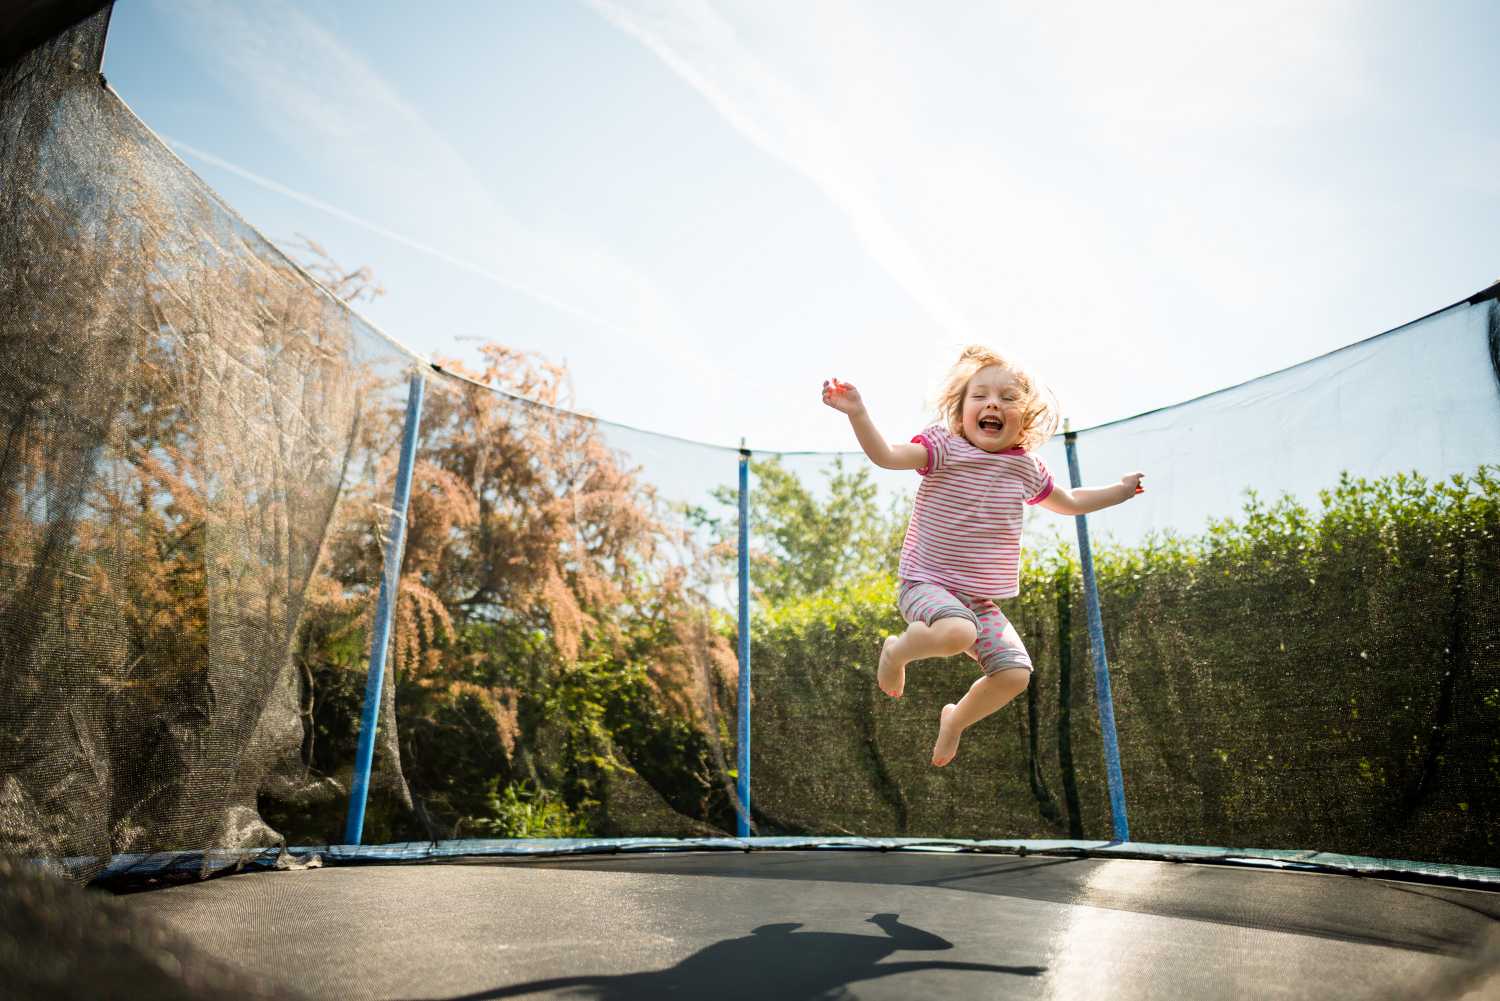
[{"left": 106, "top": 850, "right": 1500, "bottom": 1000}]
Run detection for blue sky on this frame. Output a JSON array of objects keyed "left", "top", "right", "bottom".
[{"left": 102, "top": 1, "right": 1500, "bottom": 454}]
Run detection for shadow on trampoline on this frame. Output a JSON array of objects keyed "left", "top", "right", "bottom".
[{"left": 416, "top": 912, "right": 1045, "bottom": 1001}]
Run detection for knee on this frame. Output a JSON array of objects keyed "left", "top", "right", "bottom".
[
  {"left": 932, "top": 616, "right": 978, "bottom": 653},
  {"left": 993, "top": 668, "right": 1031, "bottom": 696}
]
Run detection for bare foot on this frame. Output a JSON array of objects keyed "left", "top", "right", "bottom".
[
  {"left": 931, "top": 703, "right": 961, "bottom": 766},
  {"left": 877, "top": 636, "right": 905, "bottom": 698}
]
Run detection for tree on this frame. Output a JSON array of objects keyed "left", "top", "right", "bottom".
[
  {"left": 296, "top": 334, "right": 743, "bottom": 840},
  {"left": 694, "top": 456, "right": 907, "bottom": 605}
]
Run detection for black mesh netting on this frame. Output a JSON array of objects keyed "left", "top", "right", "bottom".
[
  {"left": 1, "top": 9, "right": 413, "bottom": 879},
  {"left": 2, "top": 8, "right": 1497, "bottom": 883},
  {"left": 0, "top": 9, "right": 740, "bottom": 881}
]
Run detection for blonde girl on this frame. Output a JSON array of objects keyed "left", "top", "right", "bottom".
[{"left": 821, "top": 346, "right": 1143, "bottom": 766}]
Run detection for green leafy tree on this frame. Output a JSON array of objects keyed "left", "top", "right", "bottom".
[{"left": 694, "top": 456, "right": 907, "bottom": 605}]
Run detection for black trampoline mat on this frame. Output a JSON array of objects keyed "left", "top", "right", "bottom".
[{"left": 116, "top": 851, "right": 1500, "bottom": 1000}]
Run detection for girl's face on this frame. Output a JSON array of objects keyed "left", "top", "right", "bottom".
[{"left": 961, "top": 365, "right": 1025, "bottom": 452}]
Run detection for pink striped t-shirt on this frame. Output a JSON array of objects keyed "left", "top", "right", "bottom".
[{"left": 897, "top": 424, "right": 1054, "bottom": 599}]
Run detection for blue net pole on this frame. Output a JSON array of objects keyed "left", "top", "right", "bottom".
[
  {"left": 1064, "top": 429, "right": 1131, "bottom": 842},
  {"left": 343, "top": 370, "right": 427, "bottom": 846},
  {"left": 736, "top": 444, "right": 752, "bottom": 837}
]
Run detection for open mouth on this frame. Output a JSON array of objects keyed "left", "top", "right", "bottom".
[{"left": 977, "top": 416, "right": 1004, "bottom": 433}]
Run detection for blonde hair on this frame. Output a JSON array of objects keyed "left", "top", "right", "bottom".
[{"left": 934, "top": 345, "right": 1060, "bottom": 452}]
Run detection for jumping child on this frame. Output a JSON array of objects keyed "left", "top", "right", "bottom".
[{"left": 821, "top": 346, "right": 1143, "bottom": 766}]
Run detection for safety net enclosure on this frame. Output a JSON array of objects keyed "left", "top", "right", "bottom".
[
  {"left": 2, "top": 7, "right": 410, "bottom": 874},
  {"left": 2, "top": 6, "right": 1499, "bottom": 1000},
  {"left": 1, "top": 6, "right": 744, "bottom": 881}
]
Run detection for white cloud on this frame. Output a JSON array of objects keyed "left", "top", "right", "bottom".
[{"left": 1011, "top": 0, "right": 1371, "bottom": 142}]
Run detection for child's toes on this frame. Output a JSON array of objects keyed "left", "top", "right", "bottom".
[
  {"left": 931, "top": 704, "right": 960, "bottom": 766},
  {"left": 877, "top": 636, "right": 905, "bottom": 698}
]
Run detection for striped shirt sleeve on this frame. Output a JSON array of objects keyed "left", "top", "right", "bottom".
[
  {"left": 911, "top": 424, "right": 950, "bottom": 477},
  {"left": 1025, "top": 453, "right": 1055, "bottom": 505}
]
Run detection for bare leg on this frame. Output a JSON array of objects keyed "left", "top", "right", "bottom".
[
  {"left": 878, "top": 618, "right": 978, "bottom": 698},
  {"left": 932, "top": 669, "right": 1031, "bottom": 766}
]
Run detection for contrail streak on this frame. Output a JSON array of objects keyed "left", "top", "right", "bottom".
[{"left": 167, "top": 137, "right": 643, "bottom": 339}]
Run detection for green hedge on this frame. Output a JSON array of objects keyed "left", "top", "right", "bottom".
[{"left": 748, "top": 468, "right": 1500, "bottom": 866}]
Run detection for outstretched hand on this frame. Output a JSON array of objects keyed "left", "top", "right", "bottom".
[
  {"left": 1122, "top": 471, "right": 1145, "bottom": 496},
  {"left": 821, "top": 378, "right": 866, "bottom": 416}
]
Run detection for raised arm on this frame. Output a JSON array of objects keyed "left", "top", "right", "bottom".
[
  {"left": 821, "top": 379, "right": 928, "bottom": 471},
  {"left": 1039, "top": 472, "right": 1145, "bottom": 516}
]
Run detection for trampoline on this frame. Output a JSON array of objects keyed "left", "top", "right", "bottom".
[
  {"left": 3, "top": 5, "right": 1500, "bottom": 1000},
  {"left": 0, "top": 842, "right": 1491, "bottom": 1000}
]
